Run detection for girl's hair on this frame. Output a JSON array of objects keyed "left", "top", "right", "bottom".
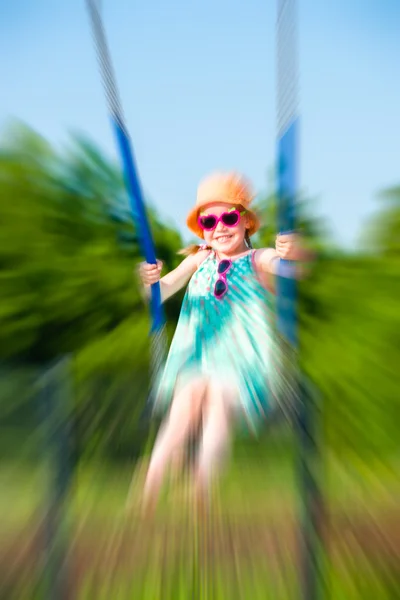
[
  {"left": 178, "top": 228, "right": 253, "bottom": 256},
  {"left": 178, "top": 243, "right": 209, "bottom": 256},
  {"left": 244, "top": 230, "right": 253, "bottom": 249}
]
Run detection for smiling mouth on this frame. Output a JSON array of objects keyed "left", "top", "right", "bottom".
[{"left": 215, "top": 234, "right": 233, "bottom": 243}]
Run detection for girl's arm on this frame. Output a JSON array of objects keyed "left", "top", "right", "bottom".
[
  {"left": 254, "top": 233, "right": 314, "bottom": 277},
  {"left": 254, "top": 248, "right": 281, "bottom": 276},
  {"left": 141, "top": 249, "right": 210, "bottom": 303}
]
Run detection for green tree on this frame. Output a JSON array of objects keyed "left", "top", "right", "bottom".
[{"left": 0, "top": 121, "right": 183, "bottom": 459}]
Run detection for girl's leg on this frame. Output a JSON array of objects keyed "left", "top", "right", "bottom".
[
  {"left": 142, "top": 377, "right": 207, "bottom": 512},
  {"left": 194, "top": 381, "right": 235, "bottom": 505},
  {"left": 170, "top": 447, "right": 185, "bottom": 480}
]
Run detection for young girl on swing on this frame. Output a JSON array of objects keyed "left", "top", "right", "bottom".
[{"left": 138, "top": 171, "right": 307, "bottom": 514}]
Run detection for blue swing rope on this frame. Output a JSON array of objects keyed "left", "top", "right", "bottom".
[
  {"left": 276, "top": 2, "right": 323, "bottom": 599},
  {"left": 85, "top": 0, "right": 167, "bottom": 395},
  {"left": 276, "top": 0, "right": 299, "bottom": 348}
]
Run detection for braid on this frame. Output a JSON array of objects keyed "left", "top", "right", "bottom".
[
  {"left": 178, "top": 243, "right": 212, "bottom": 256},
  {"left": 245, "top": 230, "right": 253, "bottom": 249}
]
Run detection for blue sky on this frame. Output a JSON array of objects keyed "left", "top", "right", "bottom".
[{"left": 1, "top": 0, "right": 399, "bottom": 247}]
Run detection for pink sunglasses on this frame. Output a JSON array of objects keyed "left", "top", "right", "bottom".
[
  {"left": 198, "top": 209, "right": 246, "bottom": 232},
  {"left": 214, "top": 259, "right": 232, "bottom": 299}
]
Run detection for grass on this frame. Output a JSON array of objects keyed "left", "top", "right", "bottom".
[{"left": 0, "top": 453, "right": 399, "bottom": 599}]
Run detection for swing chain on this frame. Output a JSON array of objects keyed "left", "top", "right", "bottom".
[
  {"left": 276, "top": 0, "right": 299, "bottom": 136},
  {"left": 85, "top": 0, "right": 125, "bottom": 126}
]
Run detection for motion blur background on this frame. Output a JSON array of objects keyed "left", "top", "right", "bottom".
[{"left": 1, "top": 0, "right": 399, "bottom": 598}]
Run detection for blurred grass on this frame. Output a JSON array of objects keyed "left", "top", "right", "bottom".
[
  {"left": 1, "top": 452, "right": 399, "bottom": 528},
  {"left": 1, "top": 454, "right": 399, "bottom": 599}
]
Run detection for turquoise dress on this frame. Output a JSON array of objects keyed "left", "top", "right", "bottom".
[{"left": 153, "top": 249, "right": 283, "bottom": 432}]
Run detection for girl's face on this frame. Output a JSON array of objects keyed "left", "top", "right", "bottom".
[{"left": 200, "top": 202, "right": 250, "bottom": 255}]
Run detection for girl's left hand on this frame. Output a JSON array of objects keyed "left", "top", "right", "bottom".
[{"left": 275, "top": 233, "right": 306, "bottom": 261}]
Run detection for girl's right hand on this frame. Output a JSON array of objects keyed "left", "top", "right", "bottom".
[{"left": 138, "top": 260, "right": 163, "bottom": 286}]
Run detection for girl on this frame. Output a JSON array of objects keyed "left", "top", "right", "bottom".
[{"left": 138, "top": 172, "right": 306, "bottom": 514}]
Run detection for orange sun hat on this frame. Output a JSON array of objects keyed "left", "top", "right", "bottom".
[{"left": 186, "top": 172, "right": 261, "bottom": 239}]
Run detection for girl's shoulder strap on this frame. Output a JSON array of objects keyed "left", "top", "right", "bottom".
[
  {"left": 250, "top": 247, "right": 258, "bottom": 267},
  {"left": 195, "top": 246, "right": 213, "bottom": 269},
  {"left": 250, "top": 248, "right": 276, "bottom": 296}
]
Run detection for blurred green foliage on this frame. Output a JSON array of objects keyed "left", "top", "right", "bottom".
[{"left": 0, "top": 121, "right": 398, "bottom": 462}]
